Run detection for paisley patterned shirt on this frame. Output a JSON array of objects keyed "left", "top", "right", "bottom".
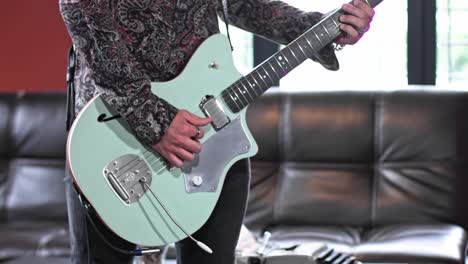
[{"left": 60, "top": 0, "right": 339, "bottom": 146}]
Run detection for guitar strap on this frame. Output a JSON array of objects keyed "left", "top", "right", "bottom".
[
  {"left": 65, "top": 45, "right": 76, "bottom": 132},
  {"left": 220, "top": 0, "right": 234, "bottom": 51}
]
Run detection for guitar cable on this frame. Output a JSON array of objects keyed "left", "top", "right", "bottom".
[
  {"left": 140, "top": 178, "right": 213, "bottom": 254},
  {"left": 77, "top": 191, "right": 161, "bottom": 256},
  {"left": 77, "top": 179, "right": 213, "bottom": 255}
]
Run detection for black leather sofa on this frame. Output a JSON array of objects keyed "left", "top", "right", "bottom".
[
  {"left": 244, "top": 89, "right": 468, "bottom": 264},
  {"left": 0, "top": 92, "right": 69, "bottom": 263},
  {"left": 0, "top": 89, "right": 467, "bottom": 264}
]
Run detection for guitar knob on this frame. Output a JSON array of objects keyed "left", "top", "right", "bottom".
[{"left": 192, "top": 176, "right": 203, "bottom": 187}]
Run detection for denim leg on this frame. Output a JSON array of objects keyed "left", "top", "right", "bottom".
[
  {"left": 175, "top": 158, "right": 251, "bottom": 264},
  {"left": 65, "top": 168, "right": 91, "bottom": 264},
  {"left": 64, "top": 166, "right": 136, "bottom": 264}
]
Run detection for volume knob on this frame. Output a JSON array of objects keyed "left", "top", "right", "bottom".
[{"left": 192, "top": 176, "right": 203, "bottom": 187}]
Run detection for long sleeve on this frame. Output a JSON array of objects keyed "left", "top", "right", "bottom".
[
  {"left": 60, "top": 1, "right": 178, "bottom": 146},
  {"left": 218, "top": 0, "right": 339, "bottom": 71}
]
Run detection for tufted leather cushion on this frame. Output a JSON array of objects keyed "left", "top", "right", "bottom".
[
  {"left": 375, "top": 92, "right": 467, "bottom": 225},
  {"left": 0, "top": 92, "right": 69, "bottom": 260},
  {"left": 245, "top": 89, "right": 468, "bottom": 263},
  {"left": 267, "top": 224, "right": 467, "bottom": 264},
  {"left": 1, "top": 89, "right": 467, "bottom": 264}
]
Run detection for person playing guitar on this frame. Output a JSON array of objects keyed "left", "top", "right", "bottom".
[{"left": 60, "top": 0, "right": 375, "bottom": 263}]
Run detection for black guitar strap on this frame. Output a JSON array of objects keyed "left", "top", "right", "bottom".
[
  {"left": 220, "top": 0, "right": 234, "bottom": 51},
  {"left": 66, "top": 45, "right": 76, "bottom": 132}
]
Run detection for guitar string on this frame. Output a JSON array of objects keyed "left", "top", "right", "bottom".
[
  {"left": 109, "top": 19, "right": 343, "bottom": 180},
  {"left": 220, "top": 12, "right": 345, "bottom": 109},
  {"left": 112, "top": 105, "right": 210, "bottom": 182},
  {"left": 113, "top": 80, "right": 256, "bottom": 183},
  {"left": 219, "top": 33, "right": 311, "bottom": 106},
  {"left": 114, "top": 17, "right": 340, "bottom": 179}
]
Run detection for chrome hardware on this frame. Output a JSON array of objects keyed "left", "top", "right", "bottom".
[
  {"left": 199, "top": 95, "right": 230, "bottom": 130},
  {"left": 191, "top": 176, "right": 203, "bottom": 186},
  {"left": 103, "top": 154, "right": 152, "bottom": 204},
  {"left": 182, "top": 117, "right": 251, "bottom": 193},
  {"left": 208, "top": 61, "right": 220, "bottom": 69}
]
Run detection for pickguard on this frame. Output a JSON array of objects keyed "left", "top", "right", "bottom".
[{"left": 181, "top": 117, "right": 250, "bottom": 193}]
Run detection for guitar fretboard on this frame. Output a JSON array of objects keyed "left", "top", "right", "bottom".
[{"left": 221, "top": 0, "right": 382, "bottom": 113}]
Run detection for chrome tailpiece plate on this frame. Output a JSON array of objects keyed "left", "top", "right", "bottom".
[{"left": 103, "top": 154, "right": 153, "bottom": 204}]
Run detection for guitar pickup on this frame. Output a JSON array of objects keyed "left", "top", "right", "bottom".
[{"left": 200, "top": 96, "right": 230, "bottom": 130}]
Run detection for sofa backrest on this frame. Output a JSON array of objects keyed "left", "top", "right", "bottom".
[
  {"left": 245, "top": 90, "right": 468, "bottom": 231},
  {"left": 1, "top": 90, "right": 466, "bottom": 232},
  {"left": 0, "top": 92, "right": 67, "bottom": 222}
]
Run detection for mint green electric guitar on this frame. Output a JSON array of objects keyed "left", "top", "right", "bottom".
[{"left": 67, "top": 0, "right": 381, "bottom": 250}]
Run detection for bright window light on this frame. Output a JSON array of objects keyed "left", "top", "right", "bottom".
[{"left": 280, "top": 0, "right": 408, "bottom": 90}]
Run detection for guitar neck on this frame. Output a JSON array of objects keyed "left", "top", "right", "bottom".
[{"left": 222, "top": 0, "right": 383, "bottom": 113}]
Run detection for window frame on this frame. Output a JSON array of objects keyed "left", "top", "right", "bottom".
[{"left": 252, "top": 0, "right": 438, "bottom": 86}]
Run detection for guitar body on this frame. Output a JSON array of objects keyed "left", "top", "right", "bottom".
[
  {"left": 67, "top": 34, "right": 258, "bottom": 246},
  {"left": 68, "top": 0, "right": 384, "bottom": 247}
]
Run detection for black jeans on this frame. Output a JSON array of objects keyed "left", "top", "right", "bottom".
[{"left": 65, "top": 158, "right": 250, "bottom": 264}]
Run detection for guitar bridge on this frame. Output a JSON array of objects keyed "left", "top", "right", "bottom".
[
  {"left": 103, "top": 154, "right": 153, "bottom": 204},
  {"left": 199, "top": 96, "right": 230, "bottom": 130}
]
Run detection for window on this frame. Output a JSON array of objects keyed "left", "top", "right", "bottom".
[
  {"left": 437, "top": 0, "right": 468, "bottom": 85},
  {"left": 279, "top": 0, "right": 408, "bottom": 90},
  {"left": 219, "top": 19, "right": 254, "bottom": 76}
]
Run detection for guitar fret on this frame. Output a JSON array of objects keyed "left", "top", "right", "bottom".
[
  {"left": 321, "top": 23, "right": 332, "bottom": 39},
  {"left": 260, "top": 66, "right": 274, "bottom": 85},
  {"left": 227, "top": 89, "right": 241, "bottom": 112},
  {"left": 304, "top": 35, "right": 317, "bottom": 53},
  {"left": 313, "top": 30, "right": 324, "bottom": 48},
  {"left": 268, "top": 61, "right": 281, "bottom": 79},
  {"left": 331, "top": 16, "right": 340, "bottom": 28},
  {"left": 229, "top": 88, "right": 244, "bottom": 110},
  {"left": 235, "top": 83, "right": 251, "bottom": 104},
  {"left": 231, "top": 87, "right": 247, "bottom": 107},
  {"left": 279, "top": 51, "right": 293, "bottom": 69},
  {"left": 244, "top": 76, "right": 259, "bottom": 96},
  {"left": 295, "top": 41, "right": 308, "bottom": 58},
  {"left": 273, "top": 56, "right": 286, "bottom": 73},
  {"left": 287, "top": 47, "right": 300, "bottom": 64},
  {"left": 249, "top": 74, "right": 263, "bottom": 94},
  {"left": 255, "top": 70, "right": 268, "bottom": 89},
  {"left": 240, "top": 80, "right": 255, "bottom": 101},
  {"left": 287, "top": 45, "right": 301, "bottom": 65},
  {"left": 271, "top": 56, "right": 287, "bottom": 76}
]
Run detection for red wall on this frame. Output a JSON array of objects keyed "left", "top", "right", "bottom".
[{"left": 0, "top": 1, "right": 71, "bottom": 92}]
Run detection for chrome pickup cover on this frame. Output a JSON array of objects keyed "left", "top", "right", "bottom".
[
  {"left": 103, "top": 154, "right": 153, "bottom": 204},
  {"left": 200, "top": 96, "right": 230, "bottom": 130}
]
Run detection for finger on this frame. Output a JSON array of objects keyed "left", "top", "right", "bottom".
[
  {"left": 166, "top": 153, "right": 184, "bottom": 168},
  {"left": 340, "top": 15, "right": 368, "bottom": 34},
  {"left": 180, "top": 123, "right": 199, "bottom": 138},
  {"left": 174, "top": 147, "right": 195, "bottom": 163},
  {"left": 184, "top": 112, "right": 212, "bottom": 127},
  {"left": 177, "top": 136, "right": 202, "bottom": 154},
  {"left": 334, "top": 35, "right": 346, "bottom": 45},
  {"left": 339, "top": 24, "right": 360, "bottom": 44},
  {"left": 354, "top": 0, "right": 375, "bottom": 19},
  {"left": 341, "top": 3, "right": 368, "bottom": 21}
]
